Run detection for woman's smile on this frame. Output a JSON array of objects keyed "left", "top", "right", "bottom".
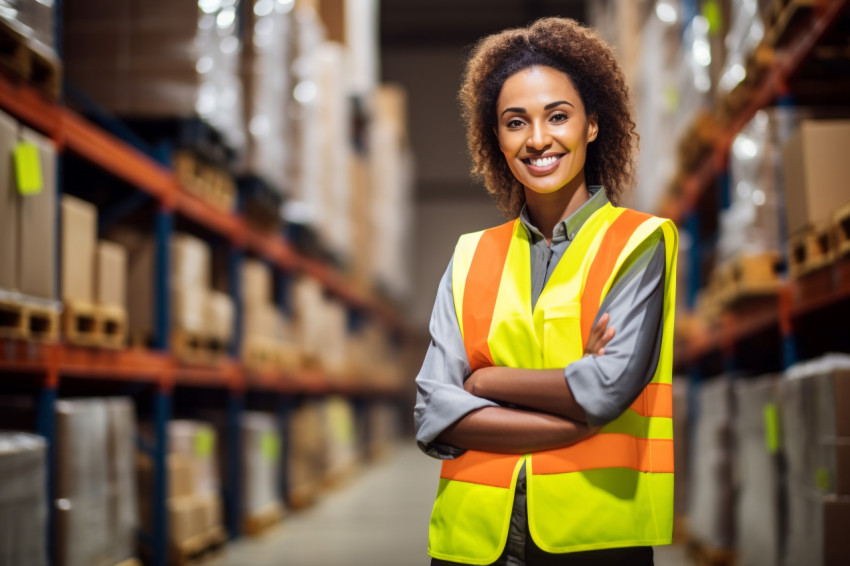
[{"left": 521, "top": 152, "right": 566, "bottom": 175}]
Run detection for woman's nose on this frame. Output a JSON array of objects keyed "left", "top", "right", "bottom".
[{"left": 526, "top": 123, "right": 552, "bottom": 150}]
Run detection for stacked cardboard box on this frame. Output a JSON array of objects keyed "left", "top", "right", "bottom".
[
  {"left": 239, "top": 0, "right": 293, "bottom": 195},
  {"left": 0, "top": 432, "right": 47, "bottom": 566},
  {"left": 781, "top": 354, "right": 850, "bottom": 565},
  {"left": 139, "top": 420, "right": 224, "bottom": 550},
  {"left": 288, "top": 400, "right": 326, "bottom": 508},
  {"left": 734, "top": 375, "right": 783, "bottom": 566},
  {"left": 0, "top": 109, "right": 59, "bottom": 309},
  {"left": 365, "top": 401, "right": 399, "bottom": 461},
  {"left": 63, "top": 0, "right": 244, "bottom": 152},
  {"left": 241, "top": 258, "right": 298, "bottom": 372},
  {"left": 55, "top": 399, "right": 138, "bottom": 566},
  {"left": 322, "top": 396, "right": 359, "bottom": 485},
  {"left": 688, "top": 375, "right": 736, "bottom": 550},
  {"left": 241, "top": 412, "right": 283, "bottom": 521}
]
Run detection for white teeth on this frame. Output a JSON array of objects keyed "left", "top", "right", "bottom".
[{"left": 529, "top": 156, "right": 558, "bottom": 167}]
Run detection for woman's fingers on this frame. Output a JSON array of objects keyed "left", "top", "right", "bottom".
[{"left": 585, "top": 313, "right": 615, "bottom": 356}]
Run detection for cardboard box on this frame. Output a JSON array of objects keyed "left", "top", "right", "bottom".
[
  {"left": 171, "top": 286, "right": 207, "bottom": 333},
  {"left": 197, "top": 492, "right": 222, "bottom": 532},
  {"left": 96, "top": 240, "right": 126, "bottom": 309},
  {"left": 56, "top": 400, "right": 109, "bottom": 500},
  {"left": 102, "top": 227, "right": 154, "bottom": 338},
  {"left": 205, "top": 291, "right": 234, "bottom": 342},
  {"left": 241, "top": 259, "right": 272, "bottom": 306},
  {"left": 168, "top": 495, "right": 204, "bottom": 545},
  {"left": 19, "top": 127, "right": 57, "bottom": 300},
  {"left": 168, "top": 421, "right": 219, "bottom": 496},
  {"left": 243, "top": 302, "right": 284, "bottom": 339},
  {"left": 785, "top": 486, "right": 850, "bottom": 566},
  {"left": 0, "top": 110, "right": 19, "bottom": 291},
  {"left": 171, "top": 234, "right": 210, "bottom": 290},
  {"left": 61, "top": 196, "right": 97, "bottom": 303},
  {"left": 782, "top": 120, "right": 850, "bottom": 234}
]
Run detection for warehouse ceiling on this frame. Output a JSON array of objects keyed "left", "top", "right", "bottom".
[{"left": 380, "top": 0, "right": 588, "bottom": 46}]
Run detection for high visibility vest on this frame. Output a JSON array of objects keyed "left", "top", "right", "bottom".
[{"left": 428, "top": 203, "right": 678, "bottom": 564}]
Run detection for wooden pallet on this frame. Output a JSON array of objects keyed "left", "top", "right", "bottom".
[
  {"left": 112, "top": 558, "right": 143, "bottom": 566},
  {"left": 789, "top": 224, "right": 836, "bottom": 278},
  {"left": 63, "top": 300, "right": 127, "bottom": 347},
  {"left": 0, "top": 19, "right": 61, "bottom": 101},
  {"left": 172, "top": 328, "right": 227, "bottom": 365},
  {"left": 174, "top": 150, "right": 236, "bottom": 212},
  {"left": 243, "top": 501, "right": 284, "bottom": 537},
  {"left": 99, "top": 304, "right": 128, "bottom": 349},
  {"left": 170, "top": 525, "right": 227, "bottom": 566},
  {"left": 686, "top": 538, "right": 736, "bottom": 566},
  {"left": 287, "top": 482, "right": 318, "bottom": 511},
  {"left": 0, "top": 295, "right": 60, "bottom": 342},
  {"left": 716, "top": 252, "right": 783, "bottom": 308}
]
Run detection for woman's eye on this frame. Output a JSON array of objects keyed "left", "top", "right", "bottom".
[
  {"left": 507, "top": 119, "right": 524, "bottom": 128},
  {"left": 551, "top": 113, "right": 568, "bottom": 123}
]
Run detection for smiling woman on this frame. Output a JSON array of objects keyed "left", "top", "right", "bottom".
[{"left": 414, "top": 16, "right": 679, "bottom": 566}]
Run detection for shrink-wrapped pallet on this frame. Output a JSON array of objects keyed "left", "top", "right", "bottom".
[
  {"left": 688, "top": 375, "right": 736, "bottom": 550},
  {"left": 241, "top": 412, "right": 282, "bottom": 516},
  {"left": 734, "top": 375, "right": 782, "bottom": 566},
  {"left": 0, "top": 432, "right": 47, "bottom": 566},
  {"left": 168, "top": 420, "right": 220, "bottom": 496},
  {"left": 322, "top": 396, "right": 358, "bottom": 484}
]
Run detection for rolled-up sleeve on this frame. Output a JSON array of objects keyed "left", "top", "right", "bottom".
[
  {"left": 414, "top": 256, "right": 499, "bottom": 459},
  {"left": 565, "top": 232, "right": 667, "bottom": 427}
]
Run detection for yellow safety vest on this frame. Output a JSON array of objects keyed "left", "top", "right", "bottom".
[{"left": 428, "top": 203, "right": 678, "bottom": 564}]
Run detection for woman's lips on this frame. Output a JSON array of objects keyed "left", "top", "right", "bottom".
[{"left": 521, "top": 153, "right": 564, "bottom": 175}]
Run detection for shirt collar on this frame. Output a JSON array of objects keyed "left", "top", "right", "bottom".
[{"left": 519, "top": 185, "right": 609, "bottom": 243}]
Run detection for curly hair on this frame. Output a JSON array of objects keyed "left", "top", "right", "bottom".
[{"left": 459, "top": 17, "right": 638, "bottom": 217}]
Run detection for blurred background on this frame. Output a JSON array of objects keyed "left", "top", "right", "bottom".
[{"left": 0, "top": 0, "right": 849, "bottom": 565}]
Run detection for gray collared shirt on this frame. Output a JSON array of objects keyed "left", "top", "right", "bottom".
[{"left": 414, "top": 186, "right": 667, "bottom": 459}]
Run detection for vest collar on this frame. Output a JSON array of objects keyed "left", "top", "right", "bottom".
[{"left": 518, "top": 186, "right": 609, "bottom": 244}]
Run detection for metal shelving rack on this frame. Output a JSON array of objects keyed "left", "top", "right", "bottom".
[{"left": 0, "top": 68, "right": 407, "bottom": 566}]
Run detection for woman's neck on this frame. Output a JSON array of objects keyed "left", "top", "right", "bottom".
[{"left": 524, "top": 178, "right": 591, "bottom": 245}]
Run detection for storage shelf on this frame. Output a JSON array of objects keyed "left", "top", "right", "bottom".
[
  {"left": 0, "top": 74, "right": 407, "bottom": 333},
  {"left": 0, "top": 339, "right": 404, "bottom": 396},
  {"left": 676, "top": 256, "right": 850, "bottom": 368},
  {"left": 663, "top": 0, "right": 850, "bottom": 225}
]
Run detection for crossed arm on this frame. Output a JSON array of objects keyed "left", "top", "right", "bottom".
[{"left": 435, "top": 314, "right": 615, "bottom": 454}]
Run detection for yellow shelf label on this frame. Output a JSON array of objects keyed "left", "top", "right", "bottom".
[
  {"left": 262, "top": 432, "right": 280, "bottom": 461},
  {"left": 14, "top": 142, "right": 43, "bottom": 196},
  {"left": 195, "top": 428, "right": 215, "bottom": 458},
  {"left": 763, "top": 402, "right": 780, "bottom": 454}
]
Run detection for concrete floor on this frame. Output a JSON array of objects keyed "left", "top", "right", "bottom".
[{"left": 213, "top": 443, "right": 691, "bottom": 566}]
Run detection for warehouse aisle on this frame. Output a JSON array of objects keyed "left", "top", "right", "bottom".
[
  {"left": 214, "top": 442, "right": 690, "bottom": 566},
  {"left": 214, "top": 442, "right": 440, "bottom": 566}
]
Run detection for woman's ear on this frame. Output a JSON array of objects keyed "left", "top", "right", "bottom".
[{"left": 587, "top": 115, "right": 599, "bottom": 143}]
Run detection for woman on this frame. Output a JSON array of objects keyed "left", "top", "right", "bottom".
[{"left": 414, "top": 17, "right": 678, "bottom": 566}]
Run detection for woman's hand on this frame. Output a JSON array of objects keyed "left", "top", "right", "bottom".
[{"left": 585, "top": 312, "right": 615, "bottom": 357}]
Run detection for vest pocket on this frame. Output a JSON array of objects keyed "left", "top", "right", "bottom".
[{"left": 542, "top": 303, "right": 583, "bottom": 367}]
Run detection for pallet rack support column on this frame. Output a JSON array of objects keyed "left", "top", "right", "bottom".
[
  {"left": 152, "top": 379, "right": 173, "bottom": 566},
  {"left": 229, "top": 246, "right": 244, "bottom": 358},
  {"left": 154, "top": 208, "right": 173, "bottom": 351},
  {"left": 685, "top": 212, "right": 701, "bottom": 310},
  {"left": 225, "top": 390, "right": 244, "bottom": 538},
  {"left": 36, "top": 346, "right": 59, "bottom": 566}
]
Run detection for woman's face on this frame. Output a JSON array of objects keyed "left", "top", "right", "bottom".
[{"left": 494, "top": 65, "right": 597, "bottom": 196}]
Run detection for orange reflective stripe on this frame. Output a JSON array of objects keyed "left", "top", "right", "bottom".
[
  {"left": 462, "top": 220, "right": 517, "bottom": 372},
  {"left": 440, "top": 450, "right": 520, "bottom": 488},
  {"left": 630, "top": 383, "right": 673, "bottom": 418},
  {"left": 580, "top": 209, "right": 652, "bottom": 346},
  {"left": 532, "top": 434, "right": 674, "bottom": 475}
]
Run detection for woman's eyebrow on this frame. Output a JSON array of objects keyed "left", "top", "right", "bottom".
[{"left": 500, "top": 100, "right": 574, "bottom": 117}]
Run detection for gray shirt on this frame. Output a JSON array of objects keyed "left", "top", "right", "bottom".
[{"left": 414, "top": 186, "right": 667, "bottom": 459}]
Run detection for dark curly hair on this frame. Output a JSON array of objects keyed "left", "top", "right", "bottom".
[{"left": 459, "top": 17, "right": 638, "bottom": 217}]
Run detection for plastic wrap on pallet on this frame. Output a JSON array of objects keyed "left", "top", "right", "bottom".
[
  {"left": 105, "top": 399, "right": 138, "bottom": 565},
  {"left": 734, "top": 375, "right": 782, "bottom": 566},
  {"left": 241, "top": 412, "right": 281, "bottom": 516},
  {"left": 785, "top": 488, "right": 850, "bottom": 566},
  {"left": 718, "top": 0, "right": 764, "bottom": 94},
  {"left": 0, "top": 432, "right": 47, "bottom": 566},
  {"left": 288, "top": 399, "right": 326, "bottom": 503},
  {"left": 240, "top": 0, "right": 293, "bottom": 194},
  {"left": 0, "top": 0, "right": 55, "bottom": 51},
  {"left": 55, "top": 400, "right": 111, "bottom": 566},
  {"left": 781, "top": 354, "right": 850, "bottom": 495},
  {"left": 322, "top": 396, "right": 358, "bottom": 483},
  {"left": 63, "top": 0, "right": 245, "bottom": 153},
  {"left": 688, "top": 375, "right": 736, "bottom": 550},
  {"left": 168, "top": 420, "right": 220, "bottom": 496}
]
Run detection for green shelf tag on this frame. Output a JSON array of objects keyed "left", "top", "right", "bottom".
[
  {"left": 703, "top": 0, "right": 723, "bottom": 36},
  {"left": 262, "top": 432, "right": 280, "bottom": 461},
  {"left": 815, "top": 467, "right": 832, "bottom": 493},
  {"left": 763, "top": 403, "right": 780, "bottom": 454},
  {"left": 195, "top": 428, "right": 215, "bottom": 458},
  {"left": 14, "top": 142, "right": 43, "bottom": 196}
]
